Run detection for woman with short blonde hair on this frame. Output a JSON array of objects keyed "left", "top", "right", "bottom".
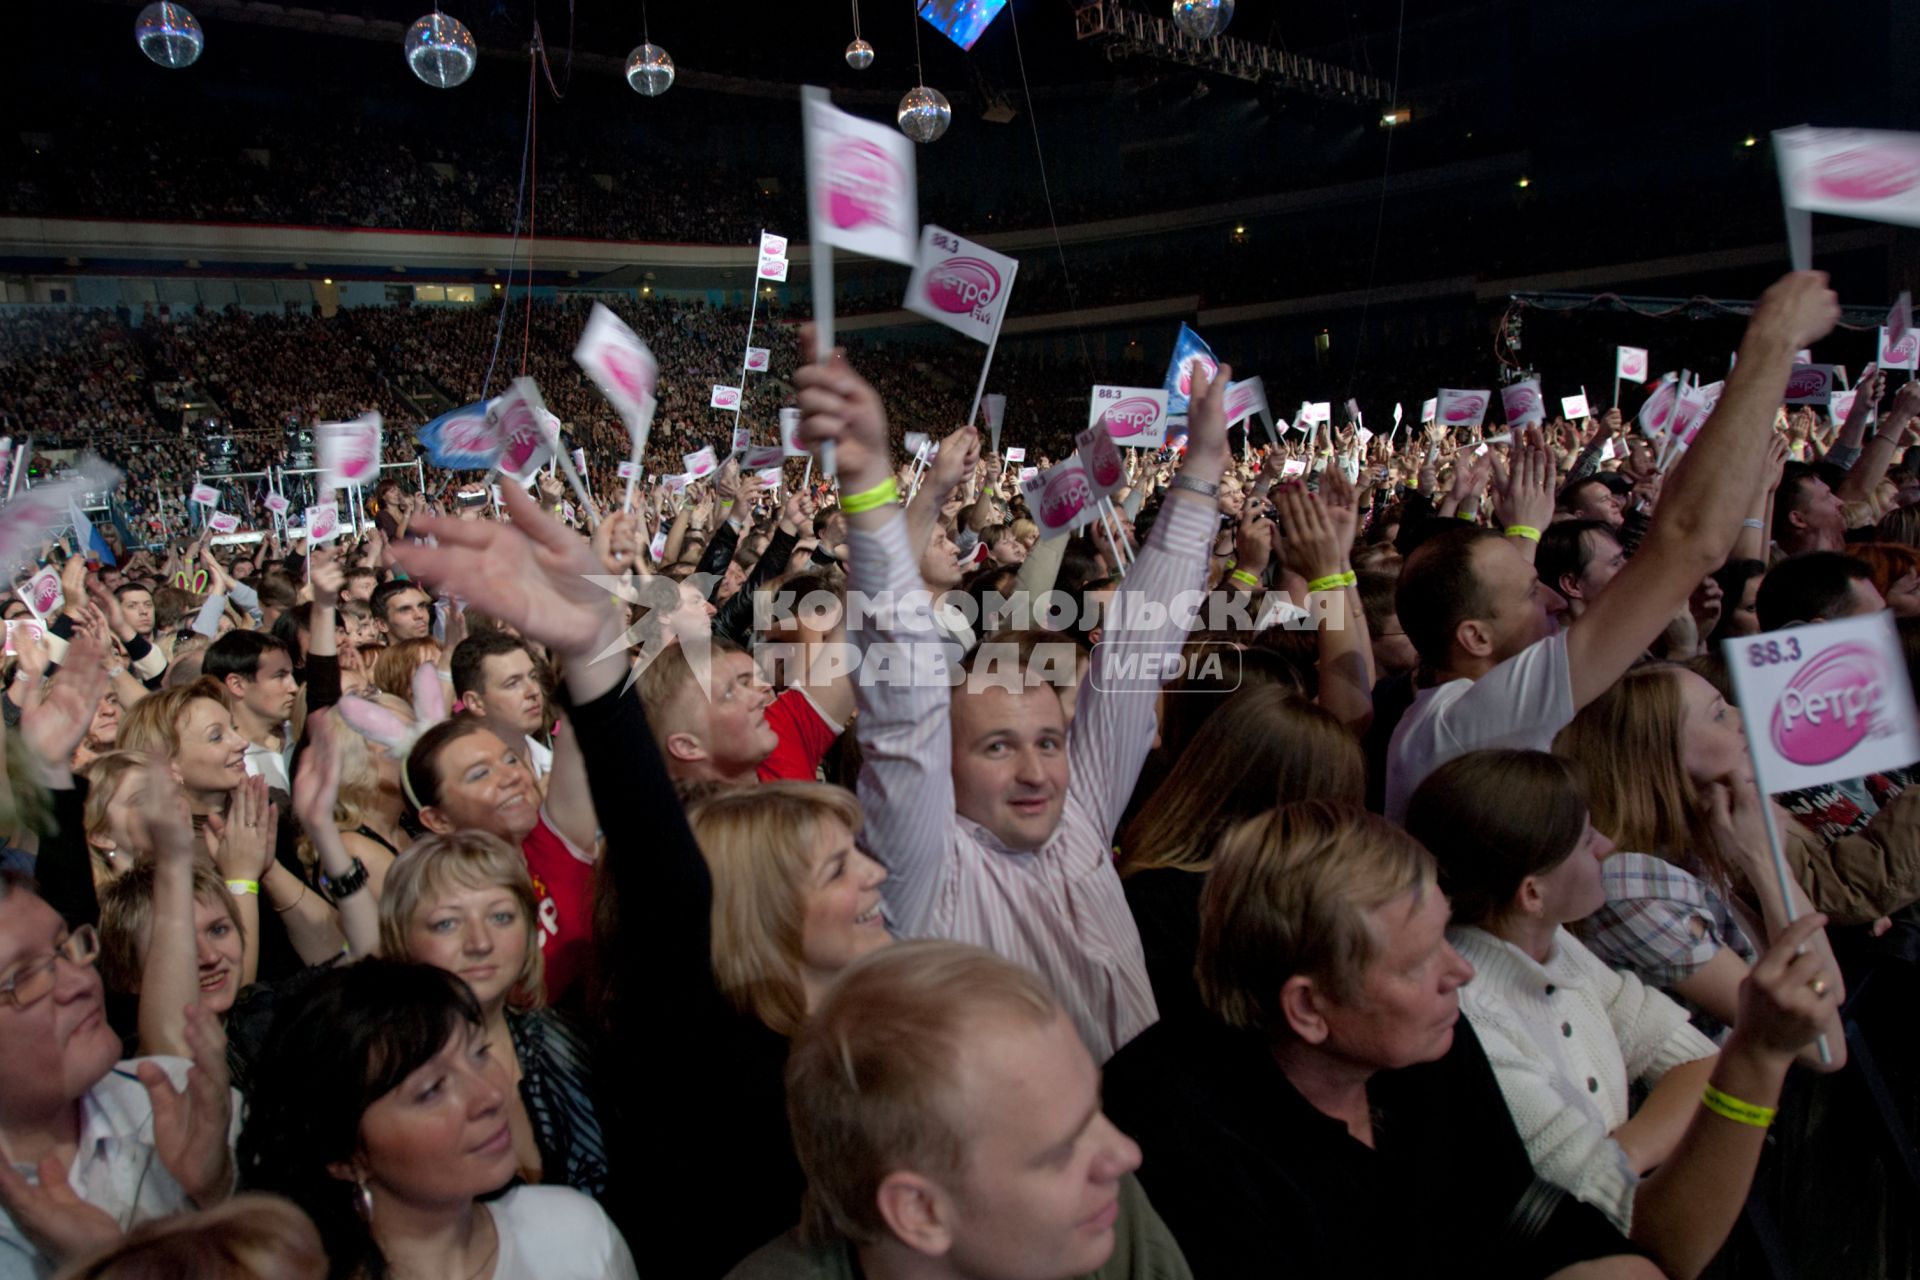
[
  {"left": 684, "top": 782, "right": 876, "bottom": 1037},
  {"left": 378, "top": 830, "right": 609, "bottom": 1199}
]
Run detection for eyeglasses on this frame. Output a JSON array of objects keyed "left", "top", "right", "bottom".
[{"left": 0, "top": 926, "right": 100, "bottom": 1011}]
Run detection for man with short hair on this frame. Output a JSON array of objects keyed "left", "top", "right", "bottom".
[
  {"left": 1536, "top": 519, "right": 1626, "bottom": 621},
  {"left": 727, "top": 940, "right": 1190, "bottom": 1280},
  {"left": 796, "top": 334, "right": 1226, "bottom": 1061},
  {"left": 0, "top": 877, "right": 239, "bottom": 1276},
  {"left": 202, "top": 630, "right": 298, "bottom": 791},
  {"left": 341, "top": 567, "right": 378, "bottom": 607},
  {"left": 1103, "top": 802, "right": 1829, "bottom": 1280},
  {"left": 369, "top": 579, "right": 433, "bottom": 643},
  {"left": 635, "top": 637, "right": 847, "bottom": 786},
  {"left": 1755, "top": 551, "right": 1886, "bottom": 631},
  {"left": 110, "top": 583, "right": 156, "bottom": 646},
  {"left": 451, "top": 632, "right": 553, "bottom": 779},
  {"left": 1556, "top": 475, "right": 1623, "bottom": 529},
  {"left": 1771, "top": 462, "right": 1849, "bottom": 556},
  {"left": 1384, "top": 271, "right": 1841, "bottom": 821}
]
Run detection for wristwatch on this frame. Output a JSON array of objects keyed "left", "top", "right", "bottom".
[{"left": 1169, "top": 475, "right": 1221, "bottom": 499}]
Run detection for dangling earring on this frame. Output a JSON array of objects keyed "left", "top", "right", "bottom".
[{"left": 355, "top": 1178, "right": 374, "bottom": 1223}]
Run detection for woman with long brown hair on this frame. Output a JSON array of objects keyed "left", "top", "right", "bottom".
[
  {"left": 1553, "top": 663, "right": 1901, "bottom": 1051},
  {"left": 1119, "top": 684, "right": 1363, "bottom": 1024}
]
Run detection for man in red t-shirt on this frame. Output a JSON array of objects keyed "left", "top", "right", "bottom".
[{"left": 635, "top": 637, "right": 850, "bottom": 784}]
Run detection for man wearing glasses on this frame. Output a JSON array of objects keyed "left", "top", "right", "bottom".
[{"left": 0, "top": 875, "right": 236, "bottom": 1277}]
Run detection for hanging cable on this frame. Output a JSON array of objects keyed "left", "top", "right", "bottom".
[
  {"left": 1007, "top": 0, "right": 1094, "bottom": 383},
  {"left": 1341, "top": 0, "right": 1406, "bottom": 398},
  {"left": 480, "top": 51, "right": 538, "bottom": 400},
  {"left": 521, "top": 76, "right": 539, "bottom": 376}
]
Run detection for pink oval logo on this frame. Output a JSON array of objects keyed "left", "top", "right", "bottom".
[
  {"left": 925, "top": 257, "right": 1002, "bottom": 314},
  {"left": 1101, "top": 397, "right": 1161, "bottom": 437},
  {"left": 1811, "top": 147, "right": 1920, "bottom": 202},
  {"left": 758, "top": 258, "right": 784, "bottom": 278},
  {"left": 1771, "top": 643, "right": 1887, "bottom": 765},
  {"left": 1039, "top": 470, "right": 1091, "bottom": 527},
  {"left": 443, "top": 415, "right": 497, "bottom": 455},
  {"left": 1085, "top": 445, "right": 1122, "bottom": 489},
  {"left": 603, "top": 348, "right": 656, "bottom": 401},
  {"left": 1621, "top": 353, "right": 1647, "bottom": 378},
  {"left": 1504, "top": 387, "right": 1538, "bottom": 415},
  {"left": 715, "top": 389, "right": 739, "bottom": 408},
  {"left": 1785, "top": 367, "right": 1829, "bottom": 399},
  {"left": 825, "top": 140, "right": 901, "bottom": 231},
  {"left": 1442, "top": 394, "right": 1486, "bottom": 424},
  {"left": 31, "top": 578, "right": 57, "bottom": 613},
  {"left": 1892, "top": 334, "right": 1919, "bottom": 363},
  {"left": 1175, "top": 354, "right": 1218, "bottom": 397}
]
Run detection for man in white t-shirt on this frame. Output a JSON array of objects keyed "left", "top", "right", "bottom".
[{"left": 1384, "top": 271, "right": 1841, "bottom": 821}]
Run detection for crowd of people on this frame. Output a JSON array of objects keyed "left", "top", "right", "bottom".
[{"left": 0, "top": 269, "right": 1913, "bottom": 1280}]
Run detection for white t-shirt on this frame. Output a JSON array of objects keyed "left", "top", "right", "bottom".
[
  {"left": 489, "top": 1185, "right": 638, "bottom": 1280},
  {"left": 522, "top": 734, "right": 554, "bottom": 781},
  {"left": 1383, "top": 632, "right": 1574, "bottom": 823}
]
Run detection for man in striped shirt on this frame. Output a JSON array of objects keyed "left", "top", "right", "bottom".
[{"left": 793, "top": 331, "right": 1229, "bottom": 1061}]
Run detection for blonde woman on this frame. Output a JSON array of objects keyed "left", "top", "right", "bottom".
[
  {"left": 79, "top": 750, "right": 148, "bottom": 890},
  {"left": 377, "top": 828, "right": 608, "bottom": 1199}
]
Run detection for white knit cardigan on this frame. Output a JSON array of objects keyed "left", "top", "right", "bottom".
[{"left": 1449, "top": 924, "right": 1718, "bottom": 1232}]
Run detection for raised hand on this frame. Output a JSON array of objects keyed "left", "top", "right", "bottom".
[
  {"left": 309, "top": 545, "right": 344, "bottom": 610},
  {"left": 1274, "top": 481, "right": 1350, "bottom": 581},
  {"left": 0, "top": 1153, "right": 122, "bottom": 1264},
  {"left": 292, "top": 709, "right": 344, "bottom": 836},
  {"left": 208, "top": 774, "right": 276, "bottom": 883},
  {"left": 929, "top": 425, "right": 981, "bottom": 496},
  {"left": 389, "top": 483, "right": 628, "bottom": 699},
  {"left": 1730, "top": 914, "right": 1840, "bottom": 1064},
  {"left": 138, "top": 1003, "right": 235, "bottom": 1208},
  {"left": 1493, "top": 429, "right": 1555, "bottom": 533},
  {"left": 1748, "top": 270, "right": 1841, "bottom": 354},
  {"left": 19, "top": 625, "right": 111, "bottom": 774},
  {"left": 793, "top": 325, "right": 894, "bottom": 497},
  {"left": 1233, "top": 504, "right": 1276, "bottom": 579},
  {"left": 1181, "top": 361, "right": 1234, "bottom": 485}
]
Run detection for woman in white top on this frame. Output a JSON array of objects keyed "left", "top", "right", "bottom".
[
  {"left": 1405, "top": 749, "right": 1723, "bottom": 1235},
  {"left": 238, "top": 958, "right": 635, "bottom": 1280}
]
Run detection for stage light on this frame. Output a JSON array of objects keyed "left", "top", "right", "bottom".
[
  {"left": 1381, "top": 107, "right": 1411, "bottom": 128},
  {"left": 323, "top": 277, "right": 333, "bottom": 285},
  {"left": 1516, "top": 176, "right": 1531, "bottom": 189},
  {"left": 1744, "top": 135, "right": 1758, "bottom": 148},
  {"left": 1170, "top": 0, "right": 1234, "bottom": 40}
]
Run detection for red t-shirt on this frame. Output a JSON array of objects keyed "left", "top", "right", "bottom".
[
  {"left": 520, "top": 812, "right": 596, "bottom": 1006},
  {"left": 756, "top": 688, "right": 844, "bottom": 783}
]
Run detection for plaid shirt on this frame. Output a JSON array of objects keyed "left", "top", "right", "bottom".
[{"left": 1577, "top": 852, "right": 1756, "bottom": 992}]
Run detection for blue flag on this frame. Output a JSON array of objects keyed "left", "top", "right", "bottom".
[
  {"left": 1162, "top": 323, "right": 1220, "bottom": 417},
  {"left": 416, "top": 400, "right": 504, "bottom": 471}
]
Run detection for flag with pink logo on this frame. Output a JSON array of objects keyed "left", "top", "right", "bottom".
[
  {"left": 1784, "top": 364, "right": 1836, "bottom": 406},
  {"left": 1088, "top": 386, "right": 1170, "bottom": 449},
  {"left": 488, "top": 379, "right": 557, "bottom": 485},
  {"left": 190, "top": 483, "right": 220, "bottom": 509},
  {"left": 1019, "top": 457, "right": 1099, "bottom": 536},
  {"left": 731, "top": 426, "right": 752, "bottom": 454},
  {"left": 208, "top": 513, "right": 241, "bottom": 535},
  {"left": 1616, "top": 347, "right": 1649, "bottom": 382},
  {"left": 711, "top": 385, "right": 743, "bottom": 413},
  {"left": 1561, "top": 393, "right": 1591, "bottom": 420},
  {"left": 801, "top": 87, "right": 918, "bottom": 266},
  {"left": 1880, "top": 325, "right": 1920, "bottom": 371},
  {"left": 745, "top": 347, "right": 771, "bottom": 373},
  {"left": 742, "top": 445, "right": 787, "bottom": 471},
  {"left": 1775, "top": 127, "right": 1920, "bottom": 233},
  {"left": 305, "top": 502, "right": 342, "bottom": 545},
  {"left": 1500, "top": 379, "right": 1545, "bottom": 427},
  {"left": 1074, "top": 424, "right": 1126, "bottom": 500},
  {"left": 1434, "top": 388, "right": 1490, "bottom": 430},
  {"left": 1224, "top": 378, "right": 1277, "bottom": 447},
  {"left": 572, "top": 303, "right": 660, "bottom": 454},
  {"left": 1004, "top": 447, "right": 1027, "bottom": 463},
  {"left": 1725, "top": 612, "right": 1920, "bottom": 795},
  {"left": 757, "top": 255, "right": 790, "bottom": 284},
  {"left": 264, "top": 492, "right": 290, "bottom": 516},
  {"left": 1161, "top": 324, "right": 1219, "bottom": 417},
  {"left": 683, "top": 446, "right": 718, "bottom": 479},
  {"left": 779, "top": 408, "right": 810, "bottom": 458},
  {"left": 903, "top": 225, "right": 1020, "bottom": 345},
  {"left": 616, "top": 461, "right": 639, "bottom": 480},
  {"left": 17, "top": 568, "right": 61, "bottom": 620},
  {"left": 1636, "top": 376, "right": 1681, "bottom": 440},
  {"left": 317, "top": 412, "right": 383, "bottom": 493}
]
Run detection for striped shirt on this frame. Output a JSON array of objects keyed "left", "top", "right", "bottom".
[{"left": 848, "top": 497, "right": 1217, "bottom": 1061}]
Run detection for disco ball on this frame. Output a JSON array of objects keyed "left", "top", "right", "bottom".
[
  {"left": 135, "top": 3, "right": 204, "bottom": 69},
  {"left": 845, "top": 39, "right": 874, "bottom": 70},
  {"left": 1170, "top": 0, "right": 1234, "bottom": 39},
  {"left": 897, "top": 85, "right": 951, "bottom": 144},
  {"left": 625, "top": 43, "right": 675, "bottom": 96},
  {"left": 405, "top": 11, "right": 476, "bottom": 89}
]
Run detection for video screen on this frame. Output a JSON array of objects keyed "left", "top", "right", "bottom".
[{"left": 916, "top": 0, "right": 1010, "bottom": 51}]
